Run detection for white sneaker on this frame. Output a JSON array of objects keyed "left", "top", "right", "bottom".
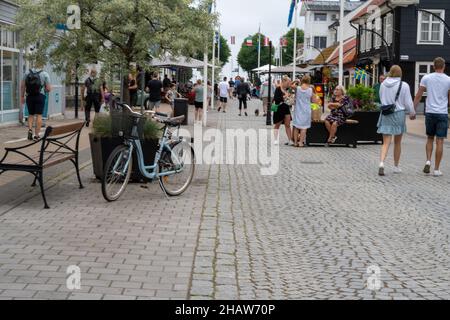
[
  {"left": 393, "top": 166, "right": 402, "bottom": 174},
  {"left": 433, "top": 170, "right": 443, "bottom": 177},
  {"left": 273, "top": 140, "right": 279, "bottom": 145}
]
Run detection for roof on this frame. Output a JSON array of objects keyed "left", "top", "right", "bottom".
[
  {"left": 311, "top": 44, "right": 338, "bottom": 65},
  {"left": 351, "top": 0, "right": 387, "bottom": 21},
  {"left": 149, "top": 56, "right": 207, "bottom": 69},
  {"left": 301, "top": 1, "right": 364, "bottom": 15},
  {"left": 327, "top": 38, "right": 357, "bottom": 65}
]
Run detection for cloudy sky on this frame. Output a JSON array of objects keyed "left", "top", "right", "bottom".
[{"left": 215, "top": 0, "right": 306, "bottom": 78}]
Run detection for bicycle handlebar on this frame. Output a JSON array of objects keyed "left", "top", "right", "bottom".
[{"left": 116, "top": 102, "right": 143, "bottom": 118}]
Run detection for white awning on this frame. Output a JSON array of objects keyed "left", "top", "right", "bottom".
[{"left": 149, "top": 56, "right": 211, "bottom": 69}]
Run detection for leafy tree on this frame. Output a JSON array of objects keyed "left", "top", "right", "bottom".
[
  {"left": 194, "top": 34, "right": 231, "bottom": 66},
  {"left": 14, "top": 0, "right": 216, "bottom": 99},
  {"left": 237, "top": 33, "right": 274, "bottom": 73},
  {"left": 281, "top": 28, "right": 304, "bottom": 65}
]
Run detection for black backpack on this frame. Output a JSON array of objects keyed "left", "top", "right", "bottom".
[{"left": 25, "top": 69, "right": 42, "bottom": 96}]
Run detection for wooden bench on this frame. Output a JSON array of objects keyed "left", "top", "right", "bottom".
[
  {"left": 0, "top": 122, "right": 85, "bottom": 209},
  {"left": 306, "top": 119, "right": 359, "bottom": 148}
]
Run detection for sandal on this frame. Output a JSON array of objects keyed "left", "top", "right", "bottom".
[{"left": 330, "top": 136, "right": 338, "bottom": 144}]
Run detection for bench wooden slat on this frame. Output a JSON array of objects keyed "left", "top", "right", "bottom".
[{"left": 48, "top": 122, "right": 84, "bottom": 137}]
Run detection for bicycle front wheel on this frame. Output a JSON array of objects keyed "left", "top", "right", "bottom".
[
  {"left": 159, "top": 141, "right": 195, "bottom": 196},
  {"left": 102, "top": 145, "right": 133, "bottom": 202}
]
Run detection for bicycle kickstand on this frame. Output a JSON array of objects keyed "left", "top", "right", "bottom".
[{"left": 159, "top": 179, "right": 171, "bottom": 201}]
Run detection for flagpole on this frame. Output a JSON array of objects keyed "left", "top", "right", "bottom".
[
  {"left": 257, "top": 23, "right": 261, "bottom": 78},
  {"left": 293, "top": 0, "right": 298, "bottom": 79},
  {"left": 339, "top": 0, "right": 344, "bottom": 86}
]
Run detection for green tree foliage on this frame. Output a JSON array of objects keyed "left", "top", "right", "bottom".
[
  {"left": 194, "top": 34, "right": 231, "bottom": 66},
  {"left": 14, "top": 0, "right": 216, "bottom": 74},
  {"left": 237, "top": 33, "right": 274, "bottom": 73},
  {"left": 281, "top": 28, "right": 304, "bottom": 65}
]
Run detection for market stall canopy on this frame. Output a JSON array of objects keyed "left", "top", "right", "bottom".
[
  {"left": 311, "top": 44, "right": 338, "bottom": 65},
  {"left": 149, "top": 56, "right": 209, "bottom": 69},
  {"left": 327, "top": 38, "right": 357, "bottom": 65},
  {"left": 269, "top": 65, "right": 313, "bottom": 74},
  {"left": 252, "top": 64, "right": 272, "bottom": 72}
]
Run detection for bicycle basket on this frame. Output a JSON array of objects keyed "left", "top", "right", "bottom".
[{"left": 110, "top": 107, "right": 145, "bottom": 139}]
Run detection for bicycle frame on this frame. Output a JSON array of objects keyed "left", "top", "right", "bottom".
[{"left": 119, "top": 124, "right": 185, "bottom": 181}]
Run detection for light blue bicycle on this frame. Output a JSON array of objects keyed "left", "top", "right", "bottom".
[{"left": 101, "top": 102, "right": 195, "bottom": 202}]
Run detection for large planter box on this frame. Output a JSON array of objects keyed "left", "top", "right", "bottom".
[
  {"left": 350, "top": 111, "right": 382, "bottom": 144},
  {"left": 89, "top": 133, "right": 158, "bottom": 182},
  {"left": 306, "top": 120, "right": 358, "bottom": 148}
]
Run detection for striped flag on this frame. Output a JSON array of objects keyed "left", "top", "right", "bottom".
[
  {"left": 288, "top": 0, "right": 298, "bottom": 27},
  {"left": 264, "top": 37, "right": 270, "bottom": 47},
  {"left": 280, "top": 37, "right": 288, "bottom": 47},
  {"left": 230, "top": 36, "right": 236, "bottom": 45},
  {"left": 245, "top": 37, "right": 253, "bottom": 46}
]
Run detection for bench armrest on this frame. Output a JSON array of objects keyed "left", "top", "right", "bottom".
[{"left": 4, "top": 139, "right": 41, "bottom": 152}]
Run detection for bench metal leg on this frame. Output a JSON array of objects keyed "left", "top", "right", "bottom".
[
  {"left": 31, "top": 173, "right": 37, "bottom": 187},
  {"left": 70, "top": 158, "right": 84, "bottom": 189},
  {"left": 37, "top": 171, "right": 50, "bottom": 209}
]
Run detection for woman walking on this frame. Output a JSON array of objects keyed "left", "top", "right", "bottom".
[
  {"left": 292, "top": 75, "right": 320, "bottom": 147},
  {"left": 377, "top": 65, "right": 416, "bottom": 176},
  {"left": 273, "top": 76, "right": 293, "bottom": 145},
  {"left": 192, "top": 79, "right": 204, "bottom": 124},
  {"left": 324, "top": 86, "right": 352, "bottom": 145}
]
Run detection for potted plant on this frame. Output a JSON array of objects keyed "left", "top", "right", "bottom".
[
  {"left": 347, "top": 85, "right": 382, "bottom": 144},
  {"left": 89, "top": 113, "right": 161, "bottom": 181}
]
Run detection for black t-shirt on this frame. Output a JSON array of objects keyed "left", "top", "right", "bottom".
[
  {"left": 163, "top": 77, "right": 171, "bottom": 88},
  {"left": 147, "top": 79, "right": 163, "bottom": 102},
  {"left": 237, "top": 82, "right": 250, "bottom": 96},
  {"left": 274, "top": 87, "right": 284, "bottom": 105},
  {"left": 129, "top": 79, "right": 137, "bottom": 94}
]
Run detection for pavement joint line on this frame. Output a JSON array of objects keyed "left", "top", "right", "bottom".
[{"left": 0, "top": 159, "right": 92, "bottom": 217}]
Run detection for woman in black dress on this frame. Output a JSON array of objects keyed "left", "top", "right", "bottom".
[
  {"left": 273, "top": 76, "right": 293, "bottom": 145},
  {"left": 128, "top": 73, "right": 138, "bottom": 107}
]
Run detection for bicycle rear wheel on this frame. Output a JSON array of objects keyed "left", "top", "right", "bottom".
[
  {"left": 102, "top": 145, "right": 133, "bottom": 202},
  {"left": 159, "top": 141, "right": 195, "bottom": 196}
]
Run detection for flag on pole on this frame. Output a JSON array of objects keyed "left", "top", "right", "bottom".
[
  {"left": 280, "top": 37, "right": 288, "bottom": 47},
  {"left": 288, "top": 0, "right": 298, "bottom": 27},
  {"left": 245, "top": 37, "right": 253, "bottom": 46},
  {"left": 230, "top": 36, "right": 236, "bottom": 45},
  {"left": 264, "top": 37, "right": 270, "bottom": 47}
]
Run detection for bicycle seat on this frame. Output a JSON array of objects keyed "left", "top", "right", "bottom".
[{"left": 162, "top": 115, "right": 185, "bottom": 126}]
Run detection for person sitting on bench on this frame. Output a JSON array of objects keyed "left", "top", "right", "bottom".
[{"left": 325, "top": 86, "right": 352, "bottom": 145}]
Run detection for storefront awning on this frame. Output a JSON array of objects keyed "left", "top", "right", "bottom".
[{"left": 149, "top": 56, "right": 210, "bottom": 69}]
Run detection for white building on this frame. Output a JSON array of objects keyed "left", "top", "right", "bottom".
[{"left": 300, "top": 0, "right": 366, "bottom": 63}]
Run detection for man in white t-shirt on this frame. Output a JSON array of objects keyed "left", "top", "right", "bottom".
[
  {"left": 218, "top": 77, "right": 231, "bottom": 113},
  {"left": 414, "top": 57, "right": 450, "bottom": 177}
]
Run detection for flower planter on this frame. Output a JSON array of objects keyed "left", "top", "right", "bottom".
[
  {"left": 350, "top": 111, "right": 383, "bottom": 144},
  {"left": 89, "top": 133, "right": 158, "bottom": 182}
]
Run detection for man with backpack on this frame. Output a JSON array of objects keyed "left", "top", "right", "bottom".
[
  {"left": 82, "top": 68, "right": 104, "bottom": 127},
  {"left": 20, "top": 62, "right": 52, "bottom": 141}
]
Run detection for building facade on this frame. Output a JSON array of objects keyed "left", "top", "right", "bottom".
[
  {"left": 300, "top": 0, "right": 365, "bottom": 63},
  {"left": 354, "top": 0, "right": 450, "bottom": 95},
  {"left": 0, "top": 0, "right": 65, "bottom": 125}
]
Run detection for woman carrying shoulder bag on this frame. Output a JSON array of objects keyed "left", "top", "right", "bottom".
[{"left": 377, "top": 65, "right": 416, "bottom": 176}]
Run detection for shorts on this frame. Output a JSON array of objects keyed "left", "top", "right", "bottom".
[
  {"left": 220, "top": 97, "right": 228, "bottom": 103},
  {"left": 426, "top": 113, "right": 448, "bottom": 138},
  {"left": 149, "top": 100, "right": 161, "bottom": 110},
  {"left": 195, "top": 101, "right": 204, "bottom": 109},
  {"left": 26, "top": 94, "right": 45, "bottom": 115}
]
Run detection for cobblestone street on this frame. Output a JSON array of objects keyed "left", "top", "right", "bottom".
[{"left": 0, "top": 100, "right": 449, "bottom": 300}]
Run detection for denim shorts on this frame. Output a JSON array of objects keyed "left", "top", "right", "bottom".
[{"left": 426, "top": 113, "right": 449, "bottom": 138}]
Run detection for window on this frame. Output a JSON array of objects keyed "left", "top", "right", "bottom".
[
  {"left": 417, "top": 10, "right": 445, "bottom": 45},
  {"left": 360, "top": 29, "right": 366, "bottom": 52},
  {"left": 366, "top": 22, "right": 373, "bottom": 51},
  {"left": 331, "top": 14, "right": 338, "bottom": 21},
  {"left": 314, "top": 36, "right": 327, "bottom": 49},
  {"left": 314, "top": 13, "right": 327, "bottom": 22},
  {"left": 374, "top": 18, "right": 382, "bottom": 48},
  {"left": 384, "top": 13, "right": 393, "bottom": 45},
  {"left": 415, "top": 62, "right": 435, "bottom": 94}
]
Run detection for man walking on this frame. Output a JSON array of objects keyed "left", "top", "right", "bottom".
[
  {"left": 146, "top": 73, "right": 163, "bottom": 111},
  {"left": 414, "top": 57, "right": 450, "bottom": 176},
  {"left": 82, "top": 68, "right": 103, "bottom": 127},
  {"left": 237, "top": 77, "right": 251, "bottom": 116},
  {"left": 21, "top": 61, "right": 52, "bottom": 140},
  {"left": 260, "top": 77, "right": 274, "bottom": 117},
  {"left": 218, "top": 77, "right": 231, "bottom": 113}
]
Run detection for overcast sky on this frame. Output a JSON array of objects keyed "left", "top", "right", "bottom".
[{"left": 216, "top": 0, "right": 306, "bottom": 78}]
